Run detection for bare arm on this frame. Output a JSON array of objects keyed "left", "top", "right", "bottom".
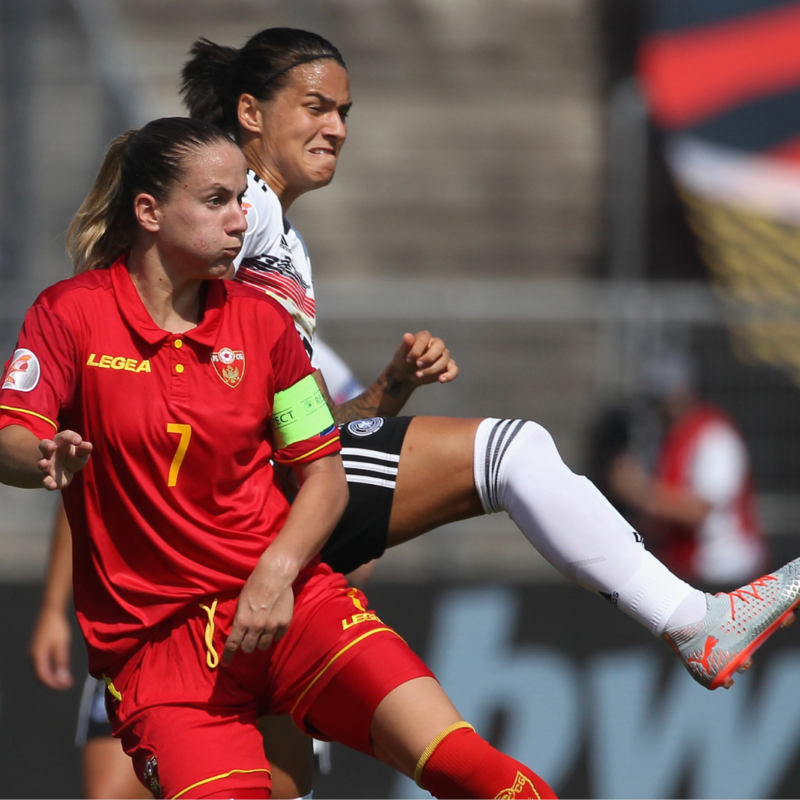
[
  {"left": 223, "top": 453, "right": 348, "bottom": 666},
  {"left": 0, "top": 425, "right": 92, "bottom": 490},
  {"left": 608, "top": 452, "right": 711, "bottom": 526},
  {"left": 318, "top": 331, "right": 459, "bottom": 425},
  {"left": 0, "top": 425, "right": 48, "bottom": 488},
  {"left": 29, "top": 501, "right": 74, "bottom": 689}
]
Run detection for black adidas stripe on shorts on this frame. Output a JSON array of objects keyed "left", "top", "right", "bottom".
[{"left": 320, "top": 416, "right": 413, "bottom": 575}]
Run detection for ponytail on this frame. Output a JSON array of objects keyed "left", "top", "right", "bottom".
[
  {"left": 67, "top": 131, "right": 135, "bottom": 274},
  {"left": 180, "top": 38, "right": 238, "bottom": 130}
]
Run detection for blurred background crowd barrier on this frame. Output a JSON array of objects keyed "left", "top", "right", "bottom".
[{"left": 2, "top": 0, "right": 800, "bottom": 797}]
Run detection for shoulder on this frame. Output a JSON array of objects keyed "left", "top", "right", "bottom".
[
  {"left": 222, "top": 280, "right": 296, "bottom": 327},
  {"left": 33, "top": 269, "right": 112, "bottom": 311}
]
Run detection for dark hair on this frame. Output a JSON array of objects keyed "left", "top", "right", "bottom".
[
  {"left": 67, "top": 117, "right": 233, "bottom": 274},
  {"left": 180, "top": 27, "right": 346, "bottom": 136}
]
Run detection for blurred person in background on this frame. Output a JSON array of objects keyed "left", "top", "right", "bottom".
[{"left": 607, "top": 349, "right": 770, "bottom": 589}]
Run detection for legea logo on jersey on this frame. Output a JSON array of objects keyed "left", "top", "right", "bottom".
[
  {"left": 86, "top": 354, "right": 151, "bottom": 372},
  {"left": 2, "top": 349, "right": 40, "bottom": 392},
  {"left": 211, "top": 347, "right": 245, "bottom": 387}
]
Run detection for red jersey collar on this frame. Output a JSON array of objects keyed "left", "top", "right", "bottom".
[{"left": 110, "top": 255, "right": 226, "bottom": 348}]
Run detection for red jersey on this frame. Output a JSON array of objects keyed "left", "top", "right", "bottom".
[{"left": 0, "top": 258, "right": 340, "bottom": 674}]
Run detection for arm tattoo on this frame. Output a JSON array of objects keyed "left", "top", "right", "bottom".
[
  {"left": 333, "top": 395, "right": 381, "bottom": 425},
  {"left": 382, "top": 378, "right": 405, "bottom": 399},
  {"left": 330, "top": 370, "right": 414, "bottom": 425}
]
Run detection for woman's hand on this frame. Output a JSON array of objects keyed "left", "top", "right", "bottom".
[
  {"left": 29, "top": 607, "right": 74, "bottom": 690},
  {"left": 222, "top": 552, "right": 297, "bottom": 666},
  {"left": 391, "top": 331, "right": 458, "bottom": 386},
  {"left": 222, "top": 454, "right": 346, "bottom": 666},
  {"left": 38, "top": 430, "right": 93, "bottom": 490},
  {"left": 327, "top": 330, "right": 460, "bottom": 423}
]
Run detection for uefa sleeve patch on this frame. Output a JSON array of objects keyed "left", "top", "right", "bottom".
[
  {"left": 2, "top": 349, "right": 41, "bottom": 392},
  {"left": 270, "top": 374, "right": 334, "bottom": 449}
]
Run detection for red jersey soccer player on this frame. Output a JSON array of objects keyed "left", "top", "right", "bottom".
[{"left": 0, "top": 117, "right": 556, "bottom": 799}]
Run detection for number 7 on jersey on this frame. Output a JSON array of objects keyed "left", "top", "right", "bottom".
[{"left": 166, "top": 423, "right": 192, "bottom": 487}]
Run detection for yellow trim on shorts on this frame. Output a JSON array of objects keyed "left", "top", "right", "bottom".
[
  {"left": 103, "top": 675, "right": 122, "bottom": 702},
  {"left": 414, "top": 721, "right": 476, "bottom": 788},
  {"left": 273, "top": 434, "right": 340, "bottom": 464},
  {"left": 290, "top": 627, "right": 401, "bottom": 716},
  {"left": 199, "top": 599, "right": 220, "bottom": 669},
  {"left": 171, "top": 767, "right": 271, "bottom": 799},
  {"left": 0, "top": 405, "right": 58, "bottom": 431}
]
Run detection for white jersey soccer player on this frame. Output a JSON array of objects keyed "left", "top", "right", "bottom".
[{"left": 227, "top": 159, "right": 800, "bottom": 692}]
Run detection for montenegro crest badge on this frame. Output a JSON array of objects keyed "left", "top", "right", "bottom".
[{"left": 211, "top": 346, "right": 245, "bottom": 388}]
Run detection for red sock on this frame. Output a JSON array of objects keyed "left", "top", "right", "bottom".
[{"left": 416, "top": 723, "right": 557, "bottom": 799}]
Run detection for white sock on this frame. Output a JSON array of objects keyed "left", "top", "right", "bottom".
[
  {"left": 664, "top": 590, "right": 710, "bottom": 630},
  {"left": 473, "top": 419, "right": 706, "bottom": 635}
]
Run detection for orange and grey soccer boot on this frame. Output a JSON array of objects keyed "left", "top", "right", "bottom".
[{"left": 663, "top": 557, "right": 800, "bottom": 689}]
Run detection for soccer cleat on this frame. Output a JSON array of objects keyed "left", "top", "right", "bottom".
[{"left": 663, "top": 557, "right": 800, "bottom": 689}]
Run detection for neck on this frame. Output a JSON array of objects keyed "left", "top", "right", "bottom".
[
  {"left": 127, "top": 245, "right": 203, "bottom": 333},
  {"left": 241, "top": 143, "right": 303, "bottom": 213}
]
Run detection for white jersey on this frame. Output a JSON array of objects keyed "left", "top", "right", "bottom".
[
  {"left": 233, "top": 170, "right": 362, "bottom": 404},
  {"left": 234, "top": 170, "right": 318, "bottom": 365}
]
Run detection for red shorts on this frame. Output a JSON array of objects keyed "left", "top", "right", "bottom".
[{"left": 102, "top": 563, "right": 433, "bottom": 799}]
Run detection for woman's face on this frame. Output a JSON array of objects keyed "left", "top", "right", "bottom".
[
  {"left": 252, "top": 60, "right": 351, "bottom": 196},
  {"left": 147, "top": 141, "right": 249, "bottom": 279}
]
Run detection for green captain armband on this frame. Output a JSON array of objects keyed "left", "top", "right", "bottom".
[{"left": 270, "top": 374, "right": 334, "bottom": 449}]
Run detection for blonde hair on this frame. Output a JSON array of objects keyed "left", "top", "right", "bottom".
[{"left": 67, "top": 132, "right": 134, "bottom": 274}]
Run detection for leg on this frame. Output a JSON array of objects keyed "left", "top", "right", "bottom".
[
  {"left": 346, "top": 417, "right": 800, "bottom": 690},
  {"left": 283, "top": 577, "right": 554, "bottom": 800},
  {"left": 76, "top": 675, "right": 151, "bottom": 799},
  {"left": 106, "top": 601, "right": 273, "bottom": 799},
  {"left": 388, "top": 417, "right": 702, "bottom": 635},
  {"left": 400, "top": 417, "right": 800, "bottom": 689},
  {"left": 305, "top": 654, "right": 555, "bottom": 799},
  {"left": 371, "top": 678, "right": 556, "bottom": 799},
  {"left": 322, "top": 416, "right": 483, "bottom": 574},
  {"left": 369, "top": 677, "right": 461, "bottom": 775},
  {"left": 258, "top": 715, "right": 313, "bottom": 799},
  {"left": 387, "top": 416, "right": 484, "bottom": 545},
  {"left": 83, "top": 737, "right": 152, "bottom": 800}
]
